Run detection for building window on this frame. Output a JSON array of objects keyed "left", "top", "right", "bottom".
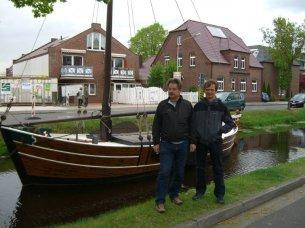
[
  {"left": 252, "top": 80, "right": 257, "bottom": 92},
  {"left": 234, "top": 57, "right": 239, "bottom": 69},
  {"left": 112, "top": 57, "right": 124, "bottom": 69},
  {"left": 240, "top": 79, "right": 246, "bottom": 92},
  {"left": 189, "top": 54, "right": 196, "bottom": 67},
  {"left": 62, "top": 55, "right": 83, "bottom": 66},
  {"left": 217, "top": 78, "right": 224, "bottom": 91},
  {"left": 198, "top": 73, "right": 205, "bottom": 87},
  {"left": 177, "top": 35, "right": 182, "bottom": 46},
  {"left": 177, "top": 53, "right": 182, "bottom": 68},
  {"left": 231, "top": 78, "right": 235, "bottom": 91},
  {"left": 241, "top": 58, "right": 246, "bottom": 69},
  {"left": 87, "top": 32, "right": 106, "bottom": 50},
  {"left": 89, "top": 83, "right": 96, "bottom": 95},
  {"left": 164, "top": 55, "right": 170, "bottom": 65}
]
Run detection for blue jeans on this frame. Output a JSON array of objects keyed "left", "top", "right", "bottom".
[{"left": 155, "top": 140, "right": 189, "bottom": 204}]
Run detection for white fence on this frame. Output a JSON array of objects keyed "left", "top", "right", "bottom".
[{"left": 113, "top": 87, "right": 198, "bottom": 104}]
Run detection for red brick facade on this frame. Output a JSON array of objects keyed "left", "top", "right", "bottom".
[{"left": 153, "top": 20, "right": 263, "bottom": 102}]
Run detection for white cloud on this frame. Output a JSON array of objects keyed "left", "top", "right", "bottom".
[{"left": 1, "top": 0, "right": 305, "bottom": 74}]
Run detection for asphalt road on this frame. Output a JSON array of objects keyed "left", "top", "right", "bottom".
[{"left": 0, "top": 102, "right": 289, "bottom": 126}]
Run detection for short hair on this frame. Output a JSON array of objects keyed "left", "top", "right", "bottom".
[
  {"left": 166, "top": 78, "right": 182, "bottom": 90},
  {"left": 203, "top": 80, "right": 217, "bottom": 91}
]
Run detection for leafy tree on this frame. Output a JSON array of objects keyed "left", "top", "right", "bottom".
[
  {"left": 148, "top": 62, "right": 163, "bottom": 87},
  {"left": 267, "top": 83, "right": 271, "bottom": 97},
  {"left": 129, "top": 23, "right": 167, "bottom": 60},
  {"left": 162, "top": 60, "right": 176, "bottom": 85},
  {"left": 262, "top": 81, "right": 267, "bottom": 93},
  {"left": 262, "top": 17, "right": 305, "bottom": 98},
  {"left": 9, "top": 0, "right": 110, "bottom": 17}
]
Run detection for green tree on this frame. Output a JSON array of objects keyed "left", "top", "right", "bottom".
[
  {"left": 148, "top": 62, "right": 163, "bottom": 87},
  {"left": 162, "top": 60, "right": 176, "bottom": 85},
  {"left": 129, "top": 23, "right": 167, "bottom": 60},
  {"left": 9, "top": 0, "right": 110, "bottom": 17},
  {"left": 267, "top": 83, "right": 271, "bottom": 97},
  {"left": 262, "top": 81, "right": 267, "bottom": 93},
  {"left": 262, "top": 17, "right": 305, "bottom": 98}
]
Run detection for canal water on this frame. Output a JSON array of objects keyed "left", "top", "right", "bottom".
[{"left": 1, "top": 129, "right": 305, "bottom": 227}]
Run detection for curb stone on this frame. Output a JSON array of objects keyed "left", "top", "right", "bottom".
[{"left": 177, "top": 175, "right": 305, "bottom": 228}]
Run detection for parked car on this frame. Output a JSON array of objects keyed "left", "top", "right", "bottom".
[
  {"left": 216, "top": 91, "right": 246, "bottom": 111},
  {"left": 261, "top": 92, "right": 270, "bottom": 102},
  {"left": 289, "top": 93, "right": 305, "bottom": 108}
]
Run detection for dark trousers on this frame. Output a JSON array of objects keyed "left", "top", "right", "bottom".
[
  {"left": 195, "top": 142, "right": 225, "bottom": 197},
  {"left": 155, "top": 140, "right": 188, "bottom": 204}
]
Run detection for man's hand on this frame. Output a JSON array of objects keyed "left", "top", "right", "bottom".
[
  {"left": 153, "top": 144, "right": 160, "bottom": 153},
  {"left": 190, "top": 144, "right": 196, "bottom": 152}
]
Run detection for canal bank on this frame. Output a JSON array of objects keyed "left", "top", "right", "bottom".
[{"left": 56, "top": 157, "right": 305, "bottom": 228}]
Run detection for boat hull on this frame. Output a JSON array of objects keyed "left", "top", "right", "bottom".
[{"left": 1, "top": 126, "right": 238, "bottom": 186}]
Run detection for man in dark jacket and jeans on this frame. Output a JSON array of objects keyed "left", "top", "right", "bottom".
[
  {"left": 153, "top": 78, "right": 193, "bottom": 213},
  {"left": 190, "top": 80, "right": 235, "bottom": 204}
]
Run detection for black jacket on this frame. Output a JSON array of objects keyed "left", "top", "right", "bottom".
[
  {"left": 152, "top": 96, "right": 193, "bottom": 145},
  {"left": 191, "top": 98, "right": 235, "bottom": 145}
]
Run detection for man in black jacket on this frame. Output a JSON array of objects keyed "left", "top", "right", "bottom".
[
  {"left": 153, "top": 78, "right": 193, "bottom": 213},
  {"left": 190, "top": 80, "right": 235, "bottom": 204}
]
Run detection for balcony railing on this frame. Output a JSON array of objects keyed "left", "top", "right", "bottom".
[
  {"left": 61, "top": 66, "right": 93, "bottom": 78},
  {"left": 111, "top": 68, "right": 134, "bottom": 80}
]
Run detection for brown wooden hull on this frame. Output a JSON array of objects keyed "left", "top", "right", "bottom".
[{"left": 0, "top": 126, "right": 237, "bottom": 186}]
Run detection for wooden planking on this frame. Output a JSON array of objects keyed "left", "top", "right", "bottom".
[
  {"left": 33, "top": 137, "right": 142, "bottom": 156},
  {"left": 20, "top": 155, "right": 160, "bottom": 179},
  {"left": 15, "top": 143, "right": 139, "bottom": 166}
]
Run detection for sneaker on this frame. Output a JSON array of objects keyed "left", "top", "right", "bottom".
[
  {"left": 171, "top": 197, "right": 183, "bottom": 205},
  {"left": 216, "top": 196, "right": 225, "bottom": 204},
  {"left": 155, "top": 203, "right": 165, "bottom": 213},
  {"left": 192, "top": 192, "right": 204, "bottom": 201}
]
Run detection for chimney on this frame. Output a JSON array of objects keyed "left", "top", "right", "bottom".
[
  {"left": 51, "top": 38, "right": 58, "bottom": 42},
  {"left": 91, "top": 23, "right": 101, "bottom": 29}
]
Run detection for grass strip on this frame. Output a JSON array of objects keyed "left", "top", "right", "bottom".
[{"left": 56, "top": 157, "right": 305, "bottom": 228}]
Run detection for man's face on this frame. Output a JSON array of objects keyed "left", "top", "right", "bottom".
[
  {"left": 205, "top": 84, "right": 216, "bottom": 100},
  {"left": 168, "top": 83, "right": 181, "bottom": 100}
]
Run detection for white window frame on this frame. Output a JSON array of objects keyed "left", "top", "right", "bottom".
[
  {"left": 164, "top": 55, "right": 170, "bottom": 65},
  {"left": 231, "top": 78, "right": 235, "bottom": 91},
  {"left": 87, "top": 32, "right": 106, "bottom": 51},
  {"left": 112, "top": 57, "right": 124, "bottom": 69},
  {"left": 62, "top": 55, "right": 83, "bottom": 66},
  {"left": 234, "top": 57, "right": 239, "bottom": 69},
  {"left": 252, "top": 80, "right": 257, "bottom": 92},
  {"left": 89, "top": 83, "right": 96, "bottom": 95},
  {"left": 177, "top": 35, "right": 182, "bottom": 46},
  {"left": 240, "top": 79, "right": 246, "bottom": 92},
  {"left": 217, "top": 78, "right": 224, "bottom": 92},
  {"left": 189, "top": 54, "right": 196, "bottom": 67},
  {"left": 241, "top": 58, "right": 246, "bottom": 69},
  {"left": 177, "top": 54, "right": 182, "bottom": 68}
]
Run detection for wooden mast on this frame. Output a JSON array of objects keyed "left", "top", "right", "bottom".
[{"left": 100, "top": 0, "right": 113, "bottom": 141}]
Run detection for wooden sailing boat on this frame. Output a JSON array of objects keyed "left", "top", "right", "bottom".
[{"left": 0, "top": 0, "right": 238, "bottom": 186}]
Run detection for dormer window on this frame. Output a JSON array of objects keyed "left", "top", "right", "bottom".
[
  {"left": 87, "top": 32, "right": 106, "bottom": 50},
  {"left": 177, "top": 35, "right": 182, "bottom": 46},
  {"left": 241, "top": 58, "right": 246, "bottom": 69},
  {"left": 234, "top": 57, "right": 239, "bottom": 69}
]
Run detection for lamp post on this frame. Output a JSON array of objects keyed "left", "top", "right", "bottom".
[{"left": 175, "top": 32, "right": 201, "bottom": 78}]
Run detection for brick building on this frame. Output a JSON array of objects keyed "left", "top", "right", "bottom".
[
  {"left": 153, "top": 20, "right": 263, "bottom": 102},
  {"left": 12, "top": 23, "right": 140, "bottom": 104},
  {"left": 249, "top": 45, "right": 300, "bottom": 99}
]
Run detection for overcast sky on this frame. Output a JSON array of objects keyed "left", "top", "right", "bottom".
[{"left": 1, "top": 0, "right": 305, "bottom": 74}]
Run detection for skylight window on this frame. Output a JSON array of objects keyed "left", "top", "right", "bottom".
[{"left": 207, "top": 26, "right": 227, "bottom": 38}]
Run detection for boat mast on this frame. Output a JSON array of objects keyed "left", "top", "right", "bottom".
[{"left": 100, "top": 0, "right": 113, "bottom": 141}]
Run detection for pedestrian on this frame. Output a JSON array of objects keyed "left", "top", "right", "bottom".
[
  {"left": 153, "top": 78, "right": 193, "bottom": 213},
  {"left": 65, "top": 93, "right": 70, "bottom": 106},
  {"left": 77, "top": 87, "right": 83, "bottom": 108},
  {"left": 190, "top": 80, "right": 235, "bottom": 204}
]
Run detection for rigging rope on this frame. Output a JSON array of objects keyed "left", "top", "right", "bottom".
[
  {"left": 174, "top": 0, "right": 185, "bottom": 22},
  {"left": 190, "top": 0, "right": 201, "bottom": 22},
  {"left": 130, "top": 0, "right": 136, "bottom": 34},
  {"left": 149, "top": 0, "right": 157, "bottom": 23},
  {"left": 127, "top": 0, "right": 132, "bottom": 37}
]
